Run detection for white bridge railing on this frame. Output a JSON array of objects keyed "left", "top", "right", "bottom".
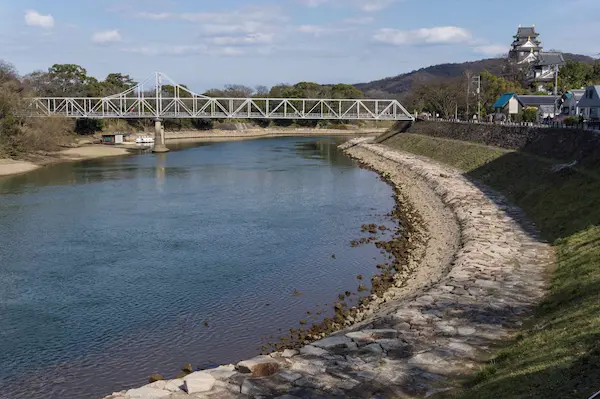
[{"left": 24, "top": 72, "right": 414, "bottom": 122}]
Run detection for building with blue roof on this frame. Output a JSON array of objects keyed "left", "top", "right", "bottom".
[{"left": 492, "top": 93, "right": 524, "bottom": 121}]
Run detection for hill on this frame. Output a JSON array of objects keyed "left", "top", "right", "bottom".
[{"left": 355, "top": 53, "right": 597, "bottom": 96}]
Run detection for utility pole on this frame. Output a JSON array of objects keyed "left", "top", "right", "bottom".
[
  {"left": 465, "top": 71, "right": 472, "bottom": 121},
  {"left": 471, "top": 75, "right": 482, "bottom": 123},
  {"left": 554, "top": 64, "right": 559, "bottom": 119}
]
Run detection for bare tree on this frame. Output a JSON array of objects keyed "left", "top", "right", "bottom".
[
  {"left": 224, "top": 84, "right": 254, "bottom": 98},
  {"left": 0, "top": 60, "right": 18, "bottom": 85},
  {"left": 254, "top": 85, "right": 269, "bottom": 96}
]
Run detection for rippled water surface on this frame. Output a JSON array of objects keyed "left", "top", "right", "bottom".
[{"left": 0, "top": 137, "right": 395, "bottom": 399}]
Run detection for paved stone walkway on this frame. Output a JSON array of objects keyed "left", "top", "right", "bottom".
[{"left": 105, "top": 139, "right": 553, "bottom": 399}]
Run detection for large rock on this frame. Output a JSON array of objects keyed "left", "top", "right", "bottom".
[
  {"left": 204, "top": 364, "right": 238, "bottom": 380},
  {"left": 312, "top": 336, "right": 357, "bottom": 350},
  {"left": 164, "top": 379, "right": 185, "bottom": 393},
  {"left": 282, "top": 349, "right": 300, "bottom": 358},
  {"left": 299, "top": 345, "right": 329, "bottom": 356},
  {"left": 289, "top": 358, "right": 327, "bottom": 375},
  {"left": 184, "top": 371, "right": 216, "bottom": 394},
  {"left": 241, "top": 378, "right": 271, "bottom": 396},
  {"left": 237, "top": 356, "right": 280, "bottom": 374},
  {"left": 125, "top": 386, "right": 171, "bottom": 398}
]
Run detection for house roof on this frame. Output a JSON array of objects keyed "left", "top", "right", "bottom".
[
  {"left": 563, "top": 90, "right": 586, "bottom": 101},
  {"left": 577, "top": 86, "right": 600, "bottom": 107},
  {"left": 536, "top": 52, "right": 566, "bottom": 66},
  {"left": 517, "top": 95, "right": 560, "bottom": 106},
  {"left": 538, "top": 104, "right": 556, "bottom": 114},
  {"left": 493, "top": 93, "right": 517, "bottom": 108}
]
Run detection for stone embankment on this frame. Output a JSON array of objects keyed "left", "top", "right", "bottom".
[{"left": 104, "top": 138, "right": 553, "bottom": 399}]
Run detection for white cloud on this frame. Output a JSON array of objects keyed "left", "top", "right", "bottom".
[
  {"left": 474, "top": 44, "right": 507, "bottom": 56},
  {"left": 135, "top": 12, "right": 172, "bottom": 20},
  {"left": 360, "top": 0, "right": 396, "bottom": 12},
  {"left": 373, "top": 26, "right": 472, "bottom": 45},
  {"left": 300, "top": 0, "right": 396, "bottom": 12},
  {"left": 200, "top": 22, "right": 271, "bottom": 35},
  {"left": 205, "top": 33, "right": 274, "bottom": 46},
  {"left": 297, "top": 25, "right": 347, "bottom": 36},
  {"left": 24, "top": 10, "right": 54, "bottom": 28},
  {"left": 121, "top": 44, "right": 247, "bottom": 57},
  {"left": 134, "top": 8, "right": 286, "bottom": 24},
  {"left": 92, "top": 30, "right": 122, "bottom": 44}
]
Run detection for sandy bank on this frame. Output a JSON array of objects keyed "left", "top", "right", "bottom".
[
  {"left": 0, "top": 146, "right": 132, "bottom": 178},
  {"left": 57, "top": 146, "right": 131, "bottom": 160},
  {"left": 101, "top": 138, "right": 552, "bottom": 399},
  {"left": 0, "top": 159, "right": 40, "bottom": 176}
]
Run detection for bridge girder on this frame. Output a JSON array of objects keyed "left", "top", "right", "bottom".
[{"left": 24, "top": 72, "right": 415, "bottom": 122}]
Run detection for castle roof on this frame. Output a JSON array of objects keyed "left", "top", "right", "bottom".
[
  {"left": 536, "top": 52, "right": 566, "bottom": 66},
  {"left": 515, "top": 26, "right": 538, "bottom": 38}
]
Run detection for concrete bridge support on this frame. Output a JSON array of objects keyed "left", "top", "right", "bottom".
[{"left": 153, "top": 119, "right": 169, "bottom": 153}]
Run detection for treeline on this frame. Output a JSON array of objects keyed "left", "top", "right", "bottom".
[
  {"left": 405, "top": 59, "right": 600, "bottom": 120},
  {"left": 0, "top": 61, "right": 74, "bottom": 157}
]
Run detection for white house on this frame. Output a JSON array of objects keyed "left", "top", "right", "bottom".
[
  {"left": 493, "top": 93, "right": 524, "bottom": 121},
  {"left": 559, "top": 90, "right": 586, "bottom": 118},
  {"left": 577, "top": 86, "right": 600, "bottom": 121}
]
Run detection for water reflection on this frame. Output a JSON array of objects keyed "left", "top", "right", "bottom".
[{"left": 0, "top": 136, "right": 394, "bottom": 399}]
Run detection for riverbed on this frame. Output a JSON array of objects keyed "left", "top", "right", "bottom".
[{"left": 0, "top": 137, "right": 396, "bottom": 399}]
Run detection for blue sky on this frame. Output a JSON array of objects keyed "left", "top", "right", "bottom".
[{"left": 1, "top": 0, "right": 598, "bottom": 92}]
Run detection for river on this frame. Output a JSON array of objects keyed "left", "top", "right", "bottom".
[{"left": 0, "top": 136, "right": 396, "bottom": 399}]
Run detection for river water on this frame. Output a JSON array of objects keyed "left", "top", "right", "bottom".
[{"left": 0, "top": 136, "right": 396, "bottom": 399}]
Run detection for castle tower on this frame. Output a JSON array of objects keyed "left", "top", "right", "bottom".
[{"left": 508, "top": 25, "right": 543, "bottom": 64}]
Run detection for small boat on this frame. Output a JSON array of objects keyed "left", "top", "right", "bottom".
[{"left": 135, "top": 136, "right": 155, "bottom": 144}]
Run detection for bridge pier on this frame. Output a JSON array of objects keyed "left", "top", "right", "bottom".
[{"left": 152, "top": 119, "right": 169, "bottom": 153}]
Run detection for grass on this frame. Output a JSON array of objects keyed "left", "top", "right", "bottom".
[{"left": 383, "top": 133, "right": 600, "bottom": 399}]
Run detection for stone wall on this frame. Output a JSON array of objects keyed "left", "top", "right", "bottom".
[{"left": 404, "top": 121, "right": 600, "bottom": 168}]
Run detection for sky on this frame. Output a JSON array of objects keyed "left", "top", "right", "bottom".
[{"left": 1, "top": 0, "right": 599, "bottom": 92}]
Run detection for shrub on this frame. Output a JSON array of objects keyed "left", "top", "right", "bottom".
[{"left": 522, "top": 107, "right": 538, "bottom": 123}]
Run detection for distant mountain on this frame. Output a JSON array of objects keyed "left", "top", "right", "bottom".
[{"left": 355, "top": 53, "right": 597, "bottom": 96}]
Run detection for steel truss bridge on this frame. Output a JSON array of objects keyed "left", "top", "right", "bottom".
[{"left": 25, "top": 72, "right": 414, "bottom": 121}]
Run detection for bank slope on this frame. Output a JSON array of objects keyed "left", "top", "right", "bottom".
[{"left": 381, "top": 132, "right": 600, "bottom": 399}]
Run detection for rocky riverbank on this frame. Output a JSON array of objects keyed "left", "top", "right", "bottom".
[{"left": 102, "top": 138, "right": 553, "bottom": 398}]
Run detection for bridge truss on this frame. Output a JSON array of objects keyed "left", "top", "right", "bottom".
[{"left": 25, "top": 72, "right": 414, "bottom": 121}]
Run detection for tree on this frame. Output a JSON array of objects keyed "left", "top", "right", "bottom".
[
  {"left": 522, "top": 107, "right": 538, "bottom": 122},
  {"left": 254, "top": 85, "right": 269, "bottom": 97},
  {"left": 268, "top": 84, "right": 292, "bottom": 98},
  {"left": 480, "top": 70, "right": 524, "bottom": 115},
  {"left": 557, "top": 60, "right": 594, "bottom": 91},
  {"left": 25, "top": 64, "right": 93, "bottom": 97},
  {"left": 0, "top": 60, "right": 18, "bottom": 85},
  {"left": 223, "top": 84, "right": 254, "bottom": 98},
  {"left": 105, "top": 73, "right": 136, "bottom": 89},
  {"left": 162, "top": 84, "right": 192, "bottom": 98},
  {"left": 330, "top": 84, "right": 363, "bottom": 99},
  {"left": 409, "top": 78, "right": 465, "bottom": 119}
]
